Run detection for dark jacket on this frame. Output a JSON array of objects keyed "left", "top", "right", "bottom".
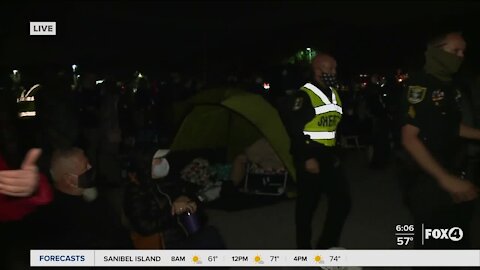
[
  {"left": 124, "top": 179, "right": 185, "bottom": 236},
  {"left": 26, "top": 189, "right": 132, "bottom": 249}
]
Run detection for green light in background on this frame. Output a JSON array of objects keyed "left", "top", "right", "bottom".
[{"left": 287, "top": 47, "right": 318, "bottom": 64}]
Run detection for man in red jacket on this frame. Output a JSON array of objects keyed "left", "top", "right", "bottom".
[{"left": 0, "top": 148, "right": 53, "bottom": 221}]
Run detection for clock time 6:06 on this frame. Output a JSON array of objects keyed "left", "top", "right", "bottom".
[{"left": 396, "top": 225, "right": 414, "bottom": 232}]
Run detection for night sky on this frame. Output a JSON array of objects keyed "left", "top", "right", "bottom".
[{"left": 1, "top": 1, "right": 479, "bottom": 78}]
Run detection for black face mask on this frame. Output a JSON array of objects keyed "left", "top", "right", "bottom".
[
  {"left": 77, "top": 168, "right": 96, "bottom": 188},
  {"left": 321, "top": 73, "right": 339, "bottom": 88}
]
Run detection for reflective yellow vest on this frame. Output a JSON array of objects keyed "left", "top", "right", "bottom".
[
  {"left": 301, "top": 83, "right": 343, "bottom": 147},
  {"left": 16, "top": 84, "right": 41, "bottom": 119}
]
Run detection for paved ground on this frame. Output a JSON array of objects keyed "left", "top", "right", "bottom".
[{"left": 206, "top": 150, "right": 480, "bottom": 270}]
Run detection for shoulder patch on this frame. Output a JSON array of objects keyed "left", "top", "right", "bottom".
[
  {"left": 407, "top": 86, "right": 427, "bottom": 104},
  {"left": 293, "top": 97, "right": 304, "bottom": 111}
]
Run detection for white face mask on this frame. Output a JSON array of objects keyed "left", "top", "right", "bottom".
[
  {"left": 152, "top": 159, "right": 170, "bottom": 179},
  {"left": 82, "top": 187, "right": 98, "bottom": 202}
]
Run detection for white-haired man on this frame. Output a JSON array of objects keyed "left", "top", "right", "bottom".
[{"left": 27, "top": 147, "right": 132, "bottom": 249}]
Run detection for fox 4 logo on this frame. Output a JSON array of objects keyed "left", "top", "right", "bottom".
[{"left": 424, "top": 227, "right": 463, "bottom": 242}]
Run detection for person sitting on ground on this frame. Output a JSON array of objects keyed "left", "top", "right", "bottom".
[{"left": 123, "top": 147, "right": 225, "bottom": 249}]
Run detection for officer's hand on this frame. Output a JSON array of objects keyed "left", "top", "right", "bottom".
[
  {"left": 0, "top": 148, "right": 42, "bottom": 197},
  {"left": 439, "top": 175, "right": 479, "bottom": 203},
  {"left": 305, "top": 158, "right": 320, "bottom": 174}
]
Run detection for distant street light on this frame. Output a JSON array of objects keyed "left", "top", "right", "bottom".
[{"left": 307, "top": 47, "right": 312, "bottom": 62}]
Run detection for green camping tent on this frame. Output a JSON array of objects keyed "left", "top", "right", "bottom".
[{"left": 171, "top": 88, "right": 296, "bottom": 180}]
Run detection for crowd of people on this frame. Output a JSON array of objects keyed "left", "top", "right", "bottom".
[{"left": 1, "top": 29, "right": 480, "bottom": 270}]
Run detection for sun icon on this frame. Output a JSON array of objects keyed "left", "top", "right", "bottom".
[
  {"left": 254, "top": 255, "right": 264, "bottom": 264},
  {"left": 314, "top": 255, "right": 322, "bottom": 263},
  {"left": 192, "top": 255, "right": 201, "bottom": 264}
]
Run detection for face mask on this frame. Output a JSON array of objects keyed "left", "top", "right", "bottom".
[
  {"left": 82, "top": 187, "right": 98, "bottom": 202},
  {"left": 77, "top": 168, "right": 96, "bottom": 188},
  {"left": 425, "top": 46, "right": 463, "bottom": 81},
  {"left": 321, "top": 73, "right": 339, "bottom": 88},
  {"left": 152, "top": 159, "right": 170, "bottom": 179}
]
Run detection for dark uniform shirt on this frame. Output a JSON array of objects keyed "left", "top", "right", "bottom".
[
  {"left": 283, "top": 82, "right": 334, "bottom": 164},
  {"left": 401, "top": 71, "right": 462, "bottom": 168}
]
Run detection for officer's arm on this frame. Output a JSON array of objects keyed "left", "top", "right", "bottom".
[
  {"left": 401, "top": 124, "right": 450, "bottom": 183},
  {"left": 283, "top": 92, "right": 316, "bottom": 162},
  {"left": 459, "top": 123, "right": 480, "bottom": 140},
  {"left": 403, "top": 124, "right": 479, "bottom": 201}
]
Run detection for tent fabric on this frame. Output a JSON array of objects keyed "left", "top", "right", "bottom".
[{"left": 171, "top": 88, "right": 296, "bottom": 180}]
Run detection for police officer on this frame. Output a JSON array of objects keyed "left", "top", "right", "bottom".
[
  {"left": 17, "top": 83, "right": 41, "bottom": 120},
  {"left": 400, "top": 31, "right": 480, "bottom": 250},
  {"left": 11, "top": 70, "right": 45, "bottom": 156},
  {"left": 284, "top": 53, "right": 351, "bottom": 249}
]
